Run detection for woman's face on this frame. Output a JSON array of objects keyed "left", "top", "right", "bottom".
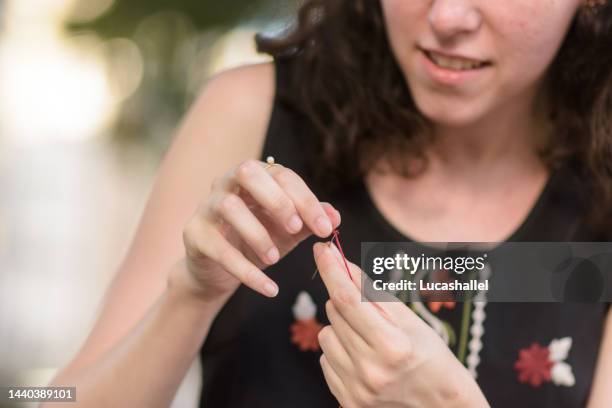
[{"left": 381, "top": 0, "right": 582, "bottom": 127}]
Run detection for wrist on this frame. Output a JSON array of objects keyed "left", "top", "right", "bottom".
[{"left": 167, "top": 259, "right": 229, "bottom": 312}]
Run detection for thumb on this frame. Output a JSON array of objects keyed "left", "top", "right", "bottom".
[{"left": 328, "top": 242, "right": 414, "bottom": 327}]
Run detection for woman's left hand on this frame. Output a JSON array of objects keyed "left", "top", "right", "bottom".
[{"left": 313, "top": 242, "right": 490, "bottom": 408}]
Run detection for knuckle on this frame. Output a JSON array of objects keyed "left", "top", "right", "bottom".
[
  {"left": 183, "top": 220, "right": 207, "bottom": 254},
  {"left": 381, "top": 339, "right": 412, "bottom": 367},
  {"left": 440, "top": 379, "right": 469, "bottom": 405},
  {"left": 273, "top": 167, "right": 296, "bottom": 185},
  {"left": 301, "top": 195, "right": 320, "bottom": 212},
  {"left": 362, "top": 366, "right": 391, "bottom": 391},
  {"left": 317, "top": 325, "right": 332, "bottom": 345},
  {"left": 331, "top": 286, "right": 359, "bottom": 308},
  {"left": 352, "top": 384, "right": 376, "bottom": 408},
  {"left": 268, "top": 194, "right": 292, "bottom": 213},
  {"left": 182, "top": 219, "right": 199, "bottom": 244},
  {"left": 219, "top": 193, "right": 242, "bottom": 213},
  {"left": 187, "top": 238, "right": 214, "bottom": 265},
  {"left": 236, "top": 159, "right": 257, "bottom": 180}
]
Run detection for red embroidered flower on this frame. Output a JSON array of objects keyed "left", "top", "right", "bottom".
[
  {"left": 290, "top": 318, "right": 324, "bottom": 351},
  {"left": 428, "top": 301, "right": 456, "bottom": 313},
  {"left": 514, "top": 342, "right": 553, "bottom": 387},
  {"left": 419, "top": 269, "right": 456, "bottom": 313}
]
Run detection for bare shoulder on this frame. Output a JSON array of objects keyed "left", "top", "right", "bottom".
[
  {"left": 206, "top": 62, "right": 276, "bottom": 114},
  {"left": 187, "top": 62, "right": 276, "bottom": 155}
]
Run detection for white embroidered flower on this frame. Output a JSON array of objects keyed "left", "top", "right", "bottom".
[
  {"left": 549, "top": 337, "right": 572, "bottom": 362},
  {"left": 292, "top": 291, "right": 316, "bottom": 320},
  {"left": 551, "top": 362, "right": 576, "bottom": 387},
  {"left": 546, "top": 337, "right": 575, "bottom": 387}
]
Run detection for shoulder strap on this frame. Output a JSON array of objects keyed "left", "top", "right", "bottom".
[{"left": 258, "top": 56, "right": 317, "bottom": 186}]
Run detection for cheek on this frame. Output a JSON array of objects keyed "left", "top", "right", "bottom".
[
  {"left": 381, "top": 0, "right": 428, "bottom": 58},
  {"left": 494, "top": 2, "right": 579, "bottom": 88}
]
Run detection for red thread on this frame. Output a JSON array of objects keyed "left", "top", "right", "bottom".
[
  {"left": 330, "top": 229, "right": 353, "bottom": 408},
  {"left": 331, "top": 229, "right": 353, "bottom": 280}
]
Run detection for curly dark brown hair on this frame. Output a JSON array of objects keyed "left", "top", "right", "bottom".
[{"left": 256, "top": 0, "right": 612, "bottom": 231}]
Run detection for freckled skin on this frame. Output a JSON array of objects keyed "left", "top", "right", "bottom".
[{"left": 380, "top": 0, "right": 582, "bottom": 127}]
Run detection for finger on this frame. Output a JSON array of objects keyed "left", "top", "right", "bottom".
[
  {"left": 247, "top": 201, "right": 342, "bottom": 263},
  {"left": 210, "top": 192, "right": 279, "bottom": 265},
  {"left": 271, "top": 201, "right": 341, "bottom": 247},
  {"left": 325, "top": 300, "right": 369, "bottom": 358},
  {"left": 232, "top": 160, "right": 305, "bottom": 235},
  {"left": 271, "top": 165, "right": 334, "bottom": 237},
  {"left": 279, "top": 201, "right": 341, "bottom": 249},
  {"left": 327, "top": 243, "right": 403, "bottom": 327},
  {"left": 320, "top": 354, "right": 354, "bottom": 408},
  {"left": 188, "top": 220, "right": 279, "bottom": 297},
  {"left": 314, "top": 242, "right": 396, "bottom": 345},
  {"left": 318, "top": 325, "right": 355, "bottom": 379},
  {"left": 321, "top": 202, "right": 342, "bottom": 231},
  {"left": 360, "top": 269, "right": 417, "bottom": 328}
]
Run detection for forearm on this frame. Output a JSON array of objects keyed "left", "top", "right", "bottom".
[{"left": 43, "top": 262, "right": 225, "bottom": 408}]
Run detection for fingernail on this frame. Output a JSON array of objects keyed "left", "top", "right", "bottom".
[
  {"left": 264, "top": 281, "right": 279, "bottom": 297},
  {"left": 266, "top": 247, "right": 280, "bottom": 264},
  {"left": 287, "top": 214, "right": 303, "bottom": 233},
  {"left": 316, "top": 215, "right": 333, "bottom": 236}
]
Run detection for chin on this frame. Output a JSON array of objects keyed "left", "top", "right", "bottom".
[{"left": 412, "top": 92, "right": 492, "bottom": 128}]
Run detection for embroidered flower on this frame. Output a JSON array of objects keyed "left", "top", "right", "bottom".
[
  {"left": 514, "top": 337, "right": 575, "bottom": 388},
  {"left": 514, "top": 343, "right": 553, "bottom": 387},
  {"left": 551, "top": 362, "right": 575, "bottom": 387},
  {"left": 549, "top": 337, "right": 575, "bottom": 386},
  {"left": 290, "top": 318, "right": 324, "bottom": 351},
  {"left": 419, "top": 269, "right": 456, "bottom": 313},
  {"left": 549, "top": 337, "right": 572, "bottom": 362},
  {"left": 428, "top": 301, "right": 456, "bottom": 313},
  {"left": 290, "top": 292, "right": 324, "bottom": 352}
]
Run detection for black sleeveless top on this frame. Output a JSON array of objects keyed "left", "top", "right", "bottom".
[{"left": 199, "top": 57, "right": 610, "bottom": 407}]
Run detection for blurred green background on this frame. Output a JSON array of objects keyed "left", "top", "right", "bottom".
[
  {"left": 0, "top": 0, "right": 297, "bottom": 407},
  {"left": 65, "top": 0, "right": 296, "bottom": 152}
]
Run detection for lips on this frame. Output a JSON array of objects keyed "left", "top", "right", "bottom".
[
  {"left": 415, "top": 47, "right": 492, "bottom": 87},
  {"left": 421, "top": 48, "right": 491, "bottom": 71}
]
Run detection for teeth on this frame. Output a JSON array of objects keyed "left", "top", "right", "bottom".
[{"left": 427, "top": 51, "right": 485, "bottom": 70}]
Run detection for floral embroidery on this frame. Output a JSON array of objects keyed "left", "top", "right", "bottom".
[
  {"left": 290, "top": 292, "right": 324, "bottom": 352},
  {"left": 428, "top": 301, "right": 456, "bottom": 313},
  {"left": 514, "top": 343, "right": 553, "bottom": 387},
  {"left": 397, "top": 254, "right": 490, "bottom": 379},
  {"left": 514, "top": 337, "right": 575, "bottom": 387},
  {"left": 418, "top": 269, "right": 456, "bottom": 313},
  {"left": 549, "top": 337, "right": 575, "bottom": 386}
]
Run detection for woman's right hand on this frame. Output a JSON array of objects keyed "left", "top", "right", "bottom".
[{"left": 180, "top": 158, "right": 341, "bottom": 303}]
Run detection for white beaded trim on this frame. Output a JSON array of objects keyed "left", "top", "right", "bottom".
[{"left": 466, "top": 263, "right": 491, "bottom": 379}]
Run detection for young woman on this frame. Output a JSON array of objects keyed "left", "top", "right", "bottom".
[{"left": 46, "top": 0, "right": 612, "bottom": 407}]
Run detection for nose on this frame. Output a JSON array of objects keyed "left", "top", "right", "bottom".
[{"left": 428, "top": 0, "right": 482, "bottom": 41}]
